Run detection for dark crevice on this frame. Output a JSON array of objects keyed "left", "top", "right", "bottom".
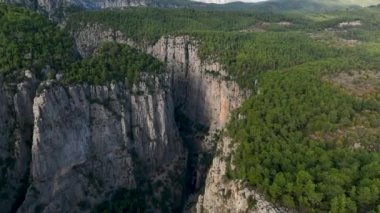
[
  {"left": 32, "top": 0, "right": 38, "bottom": 11},
  {"left": 175, "top": 105, "right": 210, "bottom": 211},
  {"left": 9, "top": 170, "right": 30, "bottom": 213},
  {"left": 184, "top": 41, "right": 190, "bottom": 78},
  {"left": 7, "top": 128, "right": 33, "bottom": 213},
  {"left": 7, "top": 80, "right": 37, "bottom": 213}
]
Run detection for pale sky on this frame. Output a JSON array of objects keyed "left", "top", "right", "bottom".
[
  {"left": 193, "top": 0, "right": 380, "bottom": 5},
  {"left": 193, "top": 0, "right": 269, "bottom": 4}
]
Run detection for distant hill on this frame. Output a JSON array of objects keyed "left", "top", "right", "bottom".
[
  {"left": 193, "top": 0, "right": 380, "bottom": 11},
  {"left": 0, "top": 0, "right": 378, "bottom": 16}
]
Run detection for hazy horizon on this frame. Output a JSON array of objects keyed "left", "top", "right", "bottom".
[
  {"left": 191, "top": 0, "right": 268, "bottom": 4},
  {"left": 191, "top": 0, "right": 379, "bottom": 6}
]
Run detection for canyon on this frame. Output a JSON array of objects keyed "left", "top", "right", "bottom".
[
  {"left": 2, "top": 1, "right": 380, "bottom": 212},
  {"left": 0, "top": 21, "right": 280, "bottom": 212}
]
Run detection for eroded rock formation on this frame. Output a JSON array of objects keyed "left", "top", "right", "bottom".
[
  {"left": 194, "top": 137, "right": 285, "bottom": 213},
  {"left": 17, "top": 73, "right": 186, "bottom": 212},
  {"left": 0, "top": 71, "right": 37, "bottom": 213}
]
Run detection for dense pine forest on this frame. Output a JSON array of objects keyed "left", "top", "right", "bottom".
[
  {"left": 1, "top": 2, "right": 380, "bottom": 212},
  {"left": 0, "top": 4, "right": 75, "bottom": 79},
  {"left": 63, "top": 43, "right": 164, "bottom": 85},
  {"left": 67, "top": 6, "right": 380, "bottom": 212}
]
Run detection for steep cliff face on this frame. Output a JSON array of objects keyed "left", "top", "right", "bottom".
[
  {"left": 74, "top": 24, "right": 273, "bottom": 213},
  {"left": 0, "top": 22, "right": 273, "bottom": 212},
  {"left": 147, "top": 36, "right": 244, "bottom": 130},
  {"left": 74, "top": 24, "right": 245, "bottom": 131},
  {"left": 17, "top": 73, "right": 186, "bottom": 212},
  {"left": 0, "top": 71, "right": 37, "bottom": 213},
  {"left": 194, "top": 137, "right": 285, "bottom": 213},
  {"left": 74, "top": 23, "right": 248, "bottom": 196}
]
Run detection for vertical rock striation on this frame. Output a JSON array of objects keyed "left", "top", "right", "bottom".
[
  {"left": 0, "top": 71, "right": 37, "bottom": 212},
  {"left": 0, "top": 23, "right": 277, "bottom": 212},
  {"left": 17, "top": 73, "right": 186, "bottom": 212},
  {"left": 194, "top": 137, "right": 286, "bottom": 213},
  {"left": 74, "top": 25, "right": 246, "bottom": 131},
  {"left": 74, "top": 25, "right": 263, "bottom": 212},
  {"left": 147, "top": 36, "right": 244, "bottom": 130}
]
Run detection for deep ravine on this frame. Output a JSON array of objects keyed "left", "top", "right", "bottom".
[
  {"left": 1, "top": 24, "right": 247, "bottom": 212},
  {"left": 72, "top": 26, "right": 286, "bottom": 212}
]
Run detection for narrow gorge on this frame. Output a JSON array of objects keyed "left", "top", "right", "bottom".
[{"left": 73, "top": 25, "right": 256, "bottom": 212}]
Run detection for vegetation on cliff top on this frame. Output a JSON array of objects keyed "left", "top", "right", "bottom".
[
  {"left": 226, "top": 7, "right": 380, "bottom": 213},
  {"left": 63, "top": 43, "right": 164, "bottom": 85},
  {"left": 228, "top": 58, "right": 380, "bottom": 212},
  {"left": 66, "top": 8, "right": 305, "bottom": 42},
  {"left": 66, "top": 7, "right": 380, "bottom": 87},
  {"left": 0, "top": 3, "right": 165, "bottom": 86}
]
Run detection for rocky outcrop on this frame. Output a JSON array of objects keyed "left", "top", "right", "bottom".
[
  {"left": 17, "top": 73, "right": 186, "bottom": 212},
  {"left": 74, "top": 24, "right": 135, "bottom": 58},
  {"left": 0, "top": 71, "right": 37, "bottom": 213},
  {"left": 194, "top": 137, "right": 285, "bottom": 213}
]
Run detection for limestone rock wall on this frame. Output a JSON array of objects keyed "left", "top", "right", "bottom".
[
  {"left": 147, "top": 36, "right": 244, "bottom": 130},
  {"left": 0, "top": 72, "right": 37, "bottom": 213},
  {"left": 17, "top": 73, "right": 185, "bottom": 212},
  {"left": 0, "top": 22, "right": 277, "bottom": 213},
  {"left": 72, "top": 25, "right": 279, "bottom": 213},
  {"left": 74, "top": 25, "right": 246, "bottom": 130},
  {"left": 194, "top": 137, "right": 286, "bottom": 213}
]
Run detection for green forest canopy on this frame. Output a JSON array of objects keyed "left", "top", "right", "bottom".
[
  {"left": 0, "top": 3, "right": 165, "bottom": 86},
  {"left": 0, "top": 3, "right": 75, "bottom": 78},
  {"left": 63, "top": 43, "right": 164, "bottom": 85}
]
